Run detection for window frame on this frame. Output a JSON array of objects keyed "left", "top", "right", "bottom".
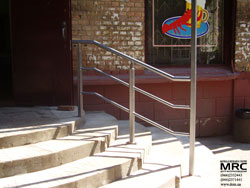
[{"left": 144, "top": 0, "right": 236, "bottom": 67}]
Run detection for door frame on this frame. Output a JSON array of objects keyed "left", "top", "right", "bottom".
[{"left": 10, "top": 0, "right": 74, "bottom": 106}]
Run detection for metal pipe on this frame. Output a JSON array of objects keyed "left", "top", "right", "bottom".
[
  {"left": 134, "top": 112, "right": 190, "bottom": 136},
  {"left": 82, "top": 91, "right": 129, "bottom": 113},
  {"left": 189, "top": 0, "right": 197, "bottom": 176},
  {"left": 134, "top": 87, "right": 191, "bottom": 110},
  {"left": 72, "top": 40, "right": 190, "bottom": 82},
  {"left": 82, "top": 67, "right": 129, "bottom": 87},
  {"left": 129, "top": 62, "right": 135, "bottom": 144},
  {"left": 77, "top": 43, "right": 83, "bottom": 117},
  {"left": 82, "top": 91, "right": 189, "bottom": 136},
  {"left": 82, "top": 67, "right": 191, "bottom": 110},
  {"left": 74, "top": 35, "right": 197, "bottom": 173}
]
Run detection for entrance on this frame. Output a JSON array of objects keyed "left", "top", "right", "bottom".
[
  {"left": 11, "top": 0, "right": 73, "bottom": 106},
  {"left": 0, "top": 0, "right": 12, "bottom": 106}
]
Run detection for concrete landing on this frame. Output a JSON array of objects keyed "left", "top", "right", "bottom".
[
  {"left": 0, "top": 106, "right": 83, "bottom": 148},
  {"left": 0, "top": 106, "right": 82, "bottom": 128}
]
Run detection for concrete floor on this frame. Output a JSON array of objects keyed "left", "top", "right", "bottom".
[
  {"left": 0, "top": 106, "right": 80, "bottom": 128},
  {"left": 178, "top": 135, "right": 250, "bottom": 188},
  {"left": 198, "top": 136, "right": 250, "bottom": 188}
]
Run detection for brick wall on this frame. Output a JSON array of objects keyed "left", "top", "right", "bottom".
[
  {"left": 235, "top": 0, "right": 250, "bottom": 71},
  {"left": 71, "top": 1, "right": 245, "bottom": 137},
  {"left": 83, "top": 81, "right": 233, "bottom": 137},
  {"left": 71, "top": 0, "right": 145, "bottom": 72}
]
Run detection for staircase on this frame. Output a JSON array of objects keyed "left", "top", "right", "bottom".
[{"left": 0, "top": 107, "right": 186, "bottom": 188}]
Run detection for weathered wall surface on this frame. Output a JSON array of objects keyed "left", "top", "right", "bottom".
[
  {"left": 235, "top": 0, "right": 250, "bottom": 71},
  {"left": 71, "top": 0, "right": 145, "bottom": 71},
  {"left": 234, "top": 0, "right": 250, "bottom": 129},
  {"left": 81, "top": 81, "right": 233, "bottom": 137},
  {"left": 71, "top": 0, "right": 250, "bottom": 137}
]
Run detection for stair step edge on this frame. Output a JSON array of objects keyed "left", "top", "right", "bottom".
[
  {"left": 0, "top": 142, "right": 146, "bottom": 188},
  {"left": 0, "top": 117, "right": 83, "bottom": 149},
  {"left": 0, "top": 126, "right": 117, "bottom": 178}
]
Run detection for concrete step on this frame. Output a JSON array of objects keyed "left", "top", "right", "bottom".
[
  {"left": 0, "top": 118, "right": 152, "bottom": 188},
  {"left": 0, "top": 126, "right": 118, "bottom": 178},
  {"left": 101, "top": 126, "right": 185, "bottom": 188},
  {"left": 0, "top": 109, "right": 187, "bottom": 188},
  {"left": 0, "top": 112, "right": 118, "bottom": 178},
  {"left": 0, "top": 106, "right": 84, "bottom": 148}
]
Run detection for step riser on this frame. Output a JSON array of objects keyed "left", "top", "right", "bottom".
[
  {"left": 0, "top": 124, "right": 72, "bottom": 149},
  {"left": 53, "top": 158, "right": 142, "bottom": 188},
  {"left": 0, "top": 140, "right": 106, "bottom": 178},
  {"left": 0, "top": 116, "right": 84, "bottom": 149},
  {"left": 0, "top": 123, "right": 117, "bottom": 178},
  {"left": 0, "top": 125, "right": 118, "bottom": 178}
]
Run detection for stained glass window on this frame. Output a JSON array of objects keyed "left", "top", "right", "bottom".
[{"left": 146, "top": 0, "right": 224, "bottom": 65}]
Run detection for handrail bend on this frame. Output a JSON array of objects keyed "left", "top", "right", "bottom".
[
  {"left": 82, "top": 67, "right": 190, "bottom": 110},
  {"left": 73, "top": 39, "right": 190, "bottom": 136},
  {"left": 73, "top": 0, "right": 197, "bottom": 176},
  {"left": 82, "top": 91, "right": 189, "bottom": 137},
  {"left": 73, "top": 40, "right": 190, "bottom": 82},
  {"left": 73, "top": 38, "right": 196, "bottom": 176}
]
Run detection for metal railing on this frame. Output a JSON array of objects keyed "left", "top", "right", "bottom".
[
  {"left": 73, "top": 0, "right": 197, "bottom": 176},
  {"left": 73, "top": 40, "right": 191, "bottom": 136},
  {"left": 73, "top": 39, "right": 195, "bottom": 173}
]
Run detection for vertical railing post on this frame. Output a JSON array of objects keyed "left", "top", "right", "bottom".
[
  {"left": 129, "top": 62, "right": 135, "bottom": 144},
  {"left": 189, "top": 0, "right": 197, "bottom": 176},
  {"left": 77, "top": 43, "right": 83, "bottom": 117}
]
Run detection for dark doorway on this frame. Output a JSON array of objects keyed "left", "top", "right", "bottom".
[
  {"left": 11, "top": 0, "right": 73, "bottom": 106},
  {"left": 0, "top": 0, "right": 13, "bottom": 106}
]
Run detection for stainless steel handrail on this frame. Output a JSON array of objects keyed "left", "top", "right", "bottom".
[
  {"left": 73, "top": 39, "right": 191, "bottom": 137},
  {"left": 82, "top": 67, "right": 191, "bottom": 110},
  {"left": 73, "top": 40, "right": 191, "bottom": 82},
  {"left": 82, "top": 91, "right": 189, "bottom": 136},
  {"left": 77, "top": 44, "right": 83, "bottom": 117},
  {"left": 188, "top": 0, "right": 197, "bottom": 176},
  {"left": 73, "top": 12, "right": 197, "bottom": 175}
]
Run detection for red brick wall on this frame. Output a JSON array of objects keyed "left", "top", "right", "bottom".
[
  {"left": 71, "top": 0, "right": 145, "bottom": 72},
  {"left": 234, "top": 76, "right": 250, "bottom": 110},
  {"left": 71, "top": 0, "right": 250, "bottom": 137},
  {"left": 83, "top": 81, "right": 233, "bottom": 137},
  {"left": 235, "top": 0, "right": 250, "bottom": 71}
]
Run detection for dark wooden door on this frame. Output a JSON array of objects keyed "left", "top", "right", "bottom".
[{"left": 11, "top": 0, "right": 73, "bottom": 105}]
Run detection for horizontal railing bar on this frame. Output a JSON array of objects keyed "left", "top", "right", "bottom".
[
  {"left": 82, "top": 67, "right": 190, "bottom": 110},
  {"left": 134, "top": 112, "right": 190, "bottom": 136},
  {"left": 81, "top": 91, "right": 129, "bottom": 113},
  {"left": 82, "top": 91, "right": 189, "bottom": 136},
  {"left": 73, "top": 40, "right": 190, "bottom": 82},
  {"left": 82, "top": 67, "right": 129, "bottom": 87},
  {"left": 134, "top": 87, "right": 190, "bottom": 110}
]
